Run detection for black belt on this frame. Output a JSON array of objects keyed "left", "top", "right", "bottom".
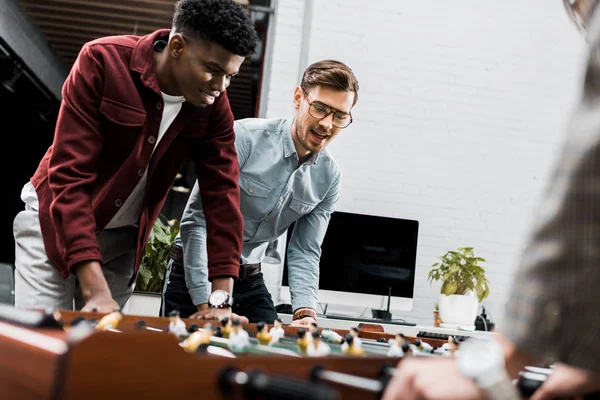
[{"left": 168, "top": 243, "right": 261, "bottom": 281}]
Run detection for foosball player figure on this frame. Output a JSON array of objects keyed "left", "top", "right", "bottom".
[
  {"left": 168, "top": 310, "right": 188, "bottom": 339},
  {"left": 341, "top": 327, "right": 362, "bottom": 353},
  {"left": 188, "top": 323, "right": 200, "bottom": 334},
  {"left": 413, "top": 338, "right": 433, "bottom": 353},
  {"left": 307, "top": 322, "right": 319, "bottom": 342},
  {"left": 321, "top": 328, "right": 343, "bottom": 344},
  {"left": 228, "top": 319, "right": 250, "bottom": 352},
  {"left": 342, "top": 333, "right": 365, "bottom": 357},
  {"left": 268, "top": 318, "right": 285, "bottom": 344},
  {"left": 220, "top": 317, "right": 232, "bottom": 339},
  {"left": 180, "top": 324, "right": 212, "bottom": 352},
  {"left": 440, "top": 335, "right": 458, "bottom": 356},
  {"left": 70, "top": 315, "right": 86, "bottom": 327},
  {"left": 296, "top": 327, "right": 309, "bottom": 355},
  {"left": 402, "top": 342, "right": 412, "bottom": 357},
  {"left": 95, "top": 310, "right": 123, "bottom": 331},
  {"left": 387, "top": 333, "right": 406, "bottom": 357},
  {"left": 213, "top": 325, "right": 223, "bottom": 338},
  {"left": 307, "top": 332, "right": 331, "bottom": 357},
  {"left": 349, "top": 327, "right": 362, "bottom": 346},
  {"left": 256, "top": 321, "right": 272, "bottom": 346}
]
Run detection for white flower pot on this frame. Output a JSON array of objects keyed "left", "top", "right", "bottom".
[{"left": 438, "top": 293, "right": 478, "bottom": 327}]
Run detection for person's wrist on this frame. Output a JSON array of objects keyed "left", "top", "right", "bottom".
[
  {"left": 456, "top": 338, "right": 520, "bottom": 400},
  {"left": 210, "top": 277, "right": 234, "bottom": 294},
  {"left": 76, "top": 261, "right": 111, "bottom": 301},
  {"left": 196, "top": 303, "right": 209, "bottom": 312},
  {"left": 495, "top": 334, "right": 535, "bottom": 379},
  {"left": 293, "top": 308, "right": 317, "bottom": 321}
]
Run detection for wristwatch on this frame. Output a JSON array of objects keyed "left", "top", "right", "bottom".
[
  {"left": 455, "top": 338, "right": 520, "bottom": 400},
  {"left": 208, "top": 290, "right": 233, "bottom": 309}
]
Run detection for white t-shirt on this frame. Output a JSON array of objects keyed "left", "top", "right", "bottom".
[{"left": 105, "top": 92, "right": 185, "bottom": 228}]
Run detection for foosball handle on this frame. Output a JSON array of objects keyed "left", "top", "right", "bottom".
[
  {"left": 245, "top": 370, "right": 340, "bottom": 400},
  {"left": 516, "top": 371, "right": 545, "bottom": 397},
  {"left": 517, "top": 370, "right": 600, "bottom": 400},
  {"left": 0, "top": 304, "right": 63, "bottom": 329}
]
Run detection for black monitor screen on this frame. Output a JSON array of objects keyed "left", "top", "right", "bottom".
[{"left": 282, "top": 211, "right": 419, "bottom": 298}]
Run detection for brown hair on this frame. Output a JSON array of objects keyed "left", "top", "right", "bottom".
[{"left": 300, "top": 60, "right": 359, "bottom": 106}]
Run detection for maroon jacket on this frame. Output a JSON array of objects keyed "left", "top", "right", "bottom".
[{"left": 31, "top": 29, "right": 243, "bottom": 284}]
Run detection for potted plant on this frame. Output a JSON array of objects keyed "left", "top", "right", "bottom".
[
  {"left": 427, "top": 247, "right": 490, "bottom": 329},
  {"left": 135, "top": 215, "right": 180, "bottom": 294},
  {"left": 433, "top": 302, "right": 441, "bottom": 327}
]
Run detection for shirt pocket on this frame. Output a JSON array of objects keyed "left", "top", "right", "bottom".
[
  {"left": 239, "top": 174, "right": 272, "bottom": 220},
  {"left": 99, "top": 97, "right": 147, "bottom": 153},
  {"left": 99, "top": 97, "right": 146, "bottom": 127},
  {"left": 277, "top": 197, "right": 318, "bottom": 231},
  {"left": 288, "top": 198, "right": 317, "bottom": 215}
]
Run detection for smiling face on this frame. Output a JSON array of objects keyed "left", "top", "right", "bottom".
[
  {"left": 162, "top": 34, "right": 245, "bottom": 108},
  {"left": 291, "top": 85, "right": 355, "bottom": 161}
]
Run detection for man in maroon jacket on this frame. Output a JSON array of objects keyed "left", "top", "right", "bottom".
[{"left": 12, "top": 0, "right": 257, "bottom": 313}]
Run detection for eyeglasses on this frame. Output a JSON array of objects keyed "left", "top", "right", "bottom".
[
  {"left": 563, "top": 0, "right": 587, "bottom": 34},
  {"left": 302, "top": 90, "right": 353, "bottom": 129}
]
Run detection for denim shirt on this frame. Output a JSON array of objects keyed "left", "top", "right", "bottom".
[{"left": 176, "top": 118, "right": 342, "bottom": 311}]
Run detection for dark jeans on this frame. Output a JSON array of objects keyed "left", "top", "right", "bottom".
[{"left": 161, "top": 257, "right": 278, "bottom": 324}]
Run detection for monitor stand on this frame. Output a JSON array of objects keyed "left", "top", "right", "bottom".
[
  {"left": 322, "top": 286, "right": 417, "bottom": 326},
  {"left": 323, "top": 314, "right": 417, "bottom": 326}
]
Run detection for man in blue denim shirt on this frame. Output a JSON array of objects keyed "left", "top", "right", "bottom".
[{"left": 161, "top": 60, "right": 359, "bottom": 325}]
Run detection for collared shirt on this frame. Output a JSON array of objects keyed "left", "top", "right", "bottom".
[
  {"left": 29, "top": 29, "right": 243, "bottom": 282},
  {"left": 504, "top": 7, "right": 600, "bottom": 372},
  {"left": 177, "top": 118, "right": 342, "bottom": 310}
]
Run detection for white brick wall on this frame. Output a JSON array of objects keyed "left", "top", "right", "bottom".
[
  {"left": 263, "top": 0, "right": 306, "bottom": 118},
  {"left": 262, "top": 0, "right": 587, "bottom": 327}
]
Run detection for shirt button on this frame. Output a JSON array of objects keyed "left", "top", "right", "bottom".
[
  {"left": 249, "top": 188, "right": 254, "bottom": 193},
  {"left": 279, "top": 197, "right": 284, "bottom": 202},
  {"left": 114, "top": 198, "right": 123, "bottom": 207},
  {"left": 156, "top": 102, "right": 162, "bottom": 110},
  {"left": 285, "top": 152, "right": 291, "bottom": 157},
  {"left": 137, "top": 169, "right": 145, "bottom": 177},
  {"left": 148, "top": 136, "right": 156, "bottom": 145}
]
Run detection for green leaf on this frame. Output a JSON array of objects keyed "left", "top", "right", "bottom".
[
  {"left": 441, "top": 280, "right": 458, "bottom": 296},
  {"left": 135, "top": 214, "right": 180, "bottom": 293},
  {"left": 428, "top": 246, "right": 489, "bottom": 299}
]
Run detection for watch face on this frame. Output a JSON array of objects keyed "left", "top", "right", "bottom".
[
  {"left": 457, "top": 339, "right": 505, "bottom": 380},
  {"left": 210, "top": 290, "right": 227, "bottom": 306}
]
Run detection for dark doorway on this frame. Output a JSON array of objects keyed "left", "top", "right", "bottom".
[{"left": 0, "top": 38, "right": 59, "bottom": 265}]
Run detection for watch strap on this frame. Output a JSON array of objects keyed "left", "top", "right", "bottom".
[{"left": 292, "top": 308, "right": 317, "bottom": 321}]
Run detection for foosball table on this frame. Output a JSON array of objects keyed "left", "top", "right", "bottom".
[{"left": 0, "top": 305, "right": 549, "bottom": 400}]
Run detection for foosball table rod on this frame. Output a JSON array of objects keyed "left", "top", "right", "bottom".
[{"left": 218, "top": 366, "right": 340, "bottom": 400}]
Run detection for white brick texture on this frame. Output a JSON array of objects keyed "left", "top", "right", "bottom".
[{"left": 262, "top": 0, "right": 587, "bottom": 327}]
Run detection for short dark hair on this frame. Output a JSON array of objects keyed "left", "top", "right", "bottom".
[
  {"left": 300, "top": 59, "right": 360, "bottom": 106},
  {"left": 173, "top": 0, "right": 258, "bottom": 57}
]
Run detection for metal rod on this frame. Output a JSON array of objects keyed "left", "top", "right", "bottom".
[{"left": 315, "top": 369, "right": 383, "bottom": 393}]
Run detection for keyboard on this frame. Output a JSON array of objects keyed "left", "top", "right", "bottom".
[
  {"left": 417, "top": 330, "right": 468, "bottom": 342},
  {"left": 323, "top": 314, "right": 417, "bottom": 326}
]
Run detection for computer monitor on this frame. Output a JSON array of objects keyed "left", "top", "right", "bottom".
[{"left": 279, "top": 211, "right": 419, "bottom": 313}]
